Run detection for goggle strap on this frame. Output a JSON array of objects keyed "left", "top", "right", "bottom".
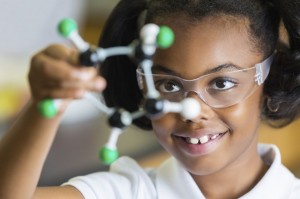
[{"left": 255, "top": 53, "right": 275, "bottom": 85}]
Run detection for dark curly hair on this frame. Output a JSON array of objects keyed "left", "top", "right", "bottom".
[{"left": 98, "top": 0, "right": 300, "bottom": 129}]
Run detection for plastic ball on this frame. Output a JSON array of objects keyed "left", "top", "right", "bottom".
[
  {"left": 140, "top": 24, "right": 160, "bottom": 43},
  {"left": 180, "top": 98, "right": 201, "bottom": 120},
  {"left": 58, "top": 18, "right": 77, "bottom": 38},
  {"left": 157, "top": 26, "right": 175, "bottom": 49},
  {"left": 38, "top": 99, "right": 57, "bottom": 119},
  {"left": 99, "top": 147, "right": 119, "bottom": 165}
]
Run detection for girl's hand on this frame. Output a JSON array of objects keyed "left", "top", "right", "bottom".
[{"left": 28, "top": 44, "right": 106, "bottom": 104}]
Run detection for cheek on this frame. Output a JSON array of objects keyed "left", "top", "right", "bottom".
[
  {"left": 151, "top": 117, "right": 172, "bottom": 137},
  {"left": 218, "top": 88, "right": 263, "bottom": 137},
  {"left": 151, "top": 115, "right": 177, "bottom": 145}
]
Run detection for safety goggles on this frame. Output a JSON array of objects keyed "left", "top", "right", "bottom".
[{"left": 137, "top": 54, "right": 274, "bottom": 108}]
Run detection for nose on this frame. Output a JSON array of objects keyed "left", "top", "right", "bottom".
[{"left": 181, "top": 91, "right": 215, "bottom": 122}]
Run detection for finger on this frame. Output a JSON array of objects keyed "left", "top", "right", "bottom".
[
  {"left": 35, "top": 77, "right": 105, "bottom": 100},
  {"left": 56, "top": 76, "right": 106, "bottom": 92},
  {"left": 72, "top": 67, "right": 99, "bottom": 81},
  {"left": 39, "top": 87, "right": 87, "bottom": 100},
  {"left": 43, "top": 44, "right": 80, "bottom": 65},
  {"left": 31, "top": 53, "right": 98, "bottom": 83},
  {"left": 86, "top": 76, "right": 107, "bottom": 92}
]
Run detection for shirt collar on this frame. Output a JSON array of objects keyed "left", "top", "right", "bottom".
[
  {"left": 155, "top": 144, "right": 296, "bottom": 199},
  {"left": 241, "top": 144, "right": 295, "bottom": 198}
]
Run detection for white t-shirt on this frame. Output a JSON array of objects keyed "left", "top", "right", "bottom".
[{"left": 63, "top": 144, "right": 300, "bottom": 198}]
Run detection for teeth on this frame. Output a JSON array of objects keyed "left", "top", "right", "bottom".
[
  {"left": 187, "top": 137, "right": 199, "bottom": 144},
  {"left": 199, "top": 135, "right": 209, "bottom": 144},
  {"left": 185, "top": 134, "right": 220, "bottom": 145},
  {"left": 211, "top": 134, "right": 219, "bottom": 140}
]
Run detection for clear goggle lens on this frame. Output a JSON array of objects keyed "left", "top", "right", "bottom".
[{"left": 137, "top": 54, "right": 274, "bottom": 108}]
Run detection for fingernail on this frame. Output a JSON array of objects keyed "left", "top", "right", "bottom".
[
  {"left": 73, "top": 71, "right": 91, "bottom": 80},
  {"left": 94, "top": 79, "right": 105, "bottom": 90}
]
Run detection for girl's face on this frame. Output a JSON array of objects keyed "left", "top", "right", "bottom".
[{"left": 151, "top": 15, "right": 264, "bottom": 176}]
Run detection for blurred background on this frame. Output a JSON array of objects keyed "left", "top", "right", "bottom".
[{"left": 0, "top": 0, "right": 299, "bottom": 186}]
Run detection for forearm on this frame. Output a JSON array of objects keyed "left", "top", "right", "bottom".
[
  {"left": 0, "top": 101, "right": 64, "bottom": 199},
  {"left": 0, "top": 43, "right": 105, "bottom": 199}
]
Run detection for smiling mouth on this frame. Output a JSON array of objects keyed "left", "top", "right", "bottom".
[{"left": 178, "top": 132, "right": 228, "bottom": 145}]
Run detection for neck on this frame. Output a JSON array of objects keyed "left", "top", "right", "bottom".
[{"left": 191, "top": 144, "right": 269, "bottom": 199}]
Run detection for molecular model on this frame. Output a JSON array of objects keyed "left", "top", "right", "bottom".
[{"left": 38, "top": 18, "right": 201, "bottom": 165}]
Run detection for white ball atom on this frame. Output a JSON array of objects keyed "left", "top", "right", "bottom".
[
  {"left": 140, "top": 23, "right": 159, "bottom": 45},
  {"left": 180, "top": 98, "right": 201, "bottom": 120}
]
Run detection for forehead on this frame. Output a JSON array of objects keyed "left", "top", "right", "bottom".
[{"left": 152, "top": 14, "right": 263, "bottom": 79}]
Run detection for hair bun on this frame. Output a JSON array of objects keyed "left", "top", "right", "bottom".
[{"left": 263, "top": 50, "right": 300, "bottom": 127}]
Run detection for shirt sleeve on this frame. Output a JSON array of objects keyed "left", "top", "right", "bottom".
[{"left": 62, "top": 156, "right": 157, "bottom": 199}]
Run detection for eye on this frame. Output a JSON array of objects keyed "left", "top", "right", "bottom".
[
  {"left": 210, "top": 78, "right": 237, "bottom": 91},
  {"left": 155, "top": 79, "right": 182, "bottom": 93}
]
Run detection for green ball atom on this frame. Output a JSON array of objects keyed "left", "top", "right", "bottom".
[
  {"left": 157, "top": 26, "right": 175, "bottom": 49},
  {"left": 38, "top": 99, "right": 57, "bottom": 119},
  {"left": 58, "top": 18, "right": 78, "bottom": 38},
  {"left": 99, "top": 147, "right": 119, "bottom": 165}
]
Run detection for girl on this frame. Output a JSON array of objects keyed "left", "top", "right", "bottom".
[{"left": 1, "top": 0, "right": 300, "bottom": 198}]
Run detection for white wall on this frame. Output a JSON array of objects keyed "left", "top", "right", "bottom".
[{"left": 0, "top": 0, "right": 86, "bottom": 56}]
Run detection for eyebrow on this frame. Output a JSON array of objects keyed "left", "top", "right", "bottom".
[{"left": 152, "top": 63, "right": 244, "bottom": 77}]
